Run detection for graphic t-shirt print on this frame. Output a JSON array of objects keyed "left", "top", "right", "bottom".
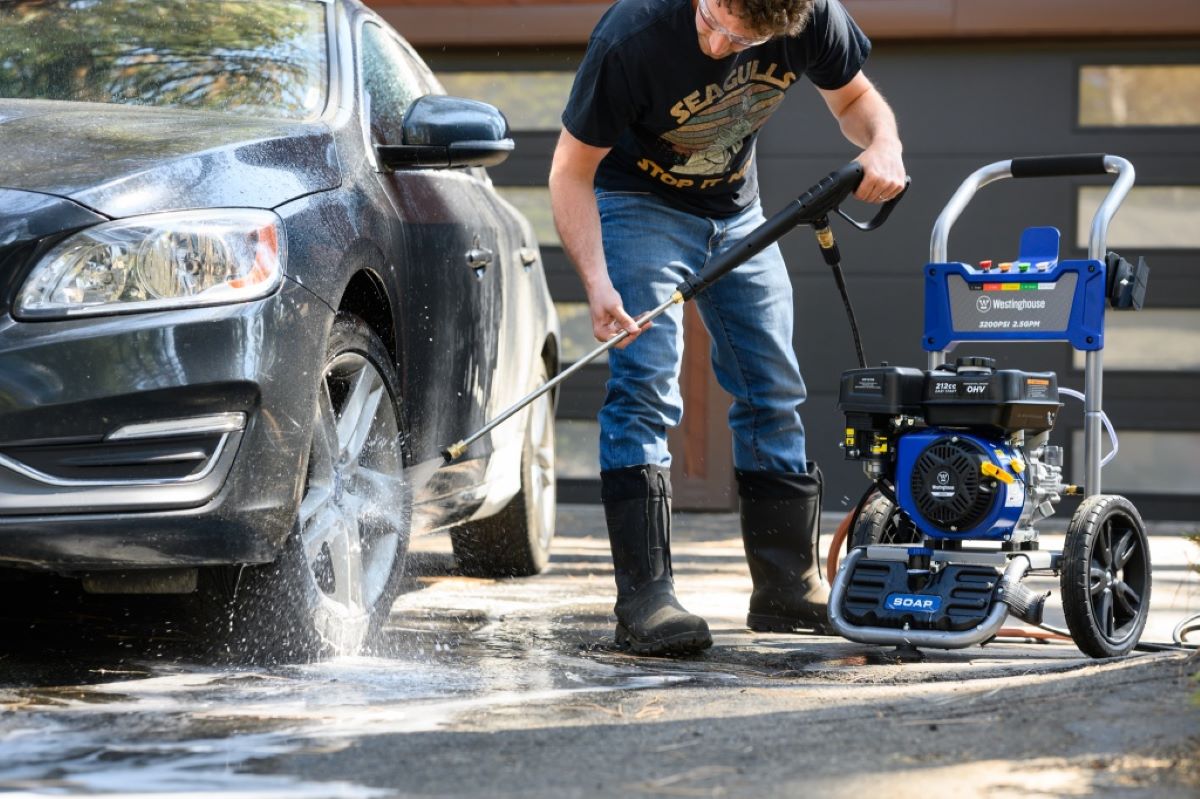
[{"left": 645, "top": 59, "right": 796, "bottom": 190}]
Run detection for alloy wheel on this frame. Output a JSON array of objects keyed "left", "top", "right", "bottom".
[{"left": 298, "top": 351, "right": 406, "bottom": 638}]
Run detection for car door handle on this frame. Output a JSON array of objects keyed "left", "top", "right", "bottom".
[{"left": 466, "top": 246, "right": 494, "bottom": 270}]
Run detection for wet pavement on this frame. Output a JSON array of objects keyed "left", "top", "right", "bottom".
[{"left": 0, "top": 504, "right": 1197, "bottom": 797}]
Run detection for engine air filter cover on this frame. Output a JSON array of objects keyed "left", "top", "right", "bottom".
[{"left": 896, "top": 429, "right": 1025, "bottom": 540}]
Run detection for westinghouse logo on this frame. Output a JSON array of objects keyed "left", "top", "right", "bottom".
[{"left": 977, "top": 296, "right": 1046, "bottom": 313}]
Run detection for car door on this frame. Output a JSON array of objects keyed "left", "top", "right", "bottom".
[{"left": 359, "top": 22, "right": 504, "bottom": 479}]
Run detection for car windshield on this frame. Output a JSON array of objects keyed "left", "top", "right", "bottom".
[{"left": 0, "top": 0, "right": 328, "bottom": 120}]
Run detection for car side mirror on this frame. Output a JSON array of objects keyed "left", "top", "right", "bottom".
[{"left": 376, "top": 95, "right": 514, "bottom": 170}]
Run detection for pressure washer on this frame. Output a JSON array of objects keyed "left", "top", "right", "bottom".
[
  {"left": 828, "top": 154, "right": 1154, "bottom": 659},
  {"left": 444, "top": 154, "right": 1158, "bottom": 660}
]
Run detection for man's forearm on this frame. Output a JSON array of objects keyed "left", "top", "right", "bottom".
[
  {"left": 550, "top": 172, "right": 612, "bottom": 295},
  {"left": 549, "top": 169, "right": 643, "bottom": 345},
  {"left": 836, "top": 85, "right": 902, "bottom": 153},
  {"left": 819, "top": 73, "right": 907, "bottom": 201}
]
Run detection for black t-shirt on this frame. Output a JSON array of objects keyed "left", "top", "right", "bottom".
[{"left": 562, "top": 0, "right": 870, "bottom": 217}]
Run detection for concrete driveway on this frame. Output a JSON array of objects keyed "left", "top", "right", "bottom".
[{"left": 0, "top": 504, "right": 1195, "bottom": 797}]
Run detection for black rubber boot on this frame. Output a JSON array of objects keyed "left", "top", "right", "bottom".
[
  {"left": 601, "top": 464, "right": 712, "bottom": 656},
  {"left": 737, "top": 465, "right": 831, "bottom": 634}
]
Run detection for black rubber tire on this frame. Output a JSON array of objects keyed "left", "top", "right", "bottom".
[
  {"left": 1061, "top": 494, "right": 1152, "bottom": 658},
  {"left": 200, "top": 314, "right": 411, "bottom": 662},
  {"left": 450, "top": 362, "right": 556, "bottom": 578},
  {"left": 850, "top": 494, "right": 920, "bottom": 549}
]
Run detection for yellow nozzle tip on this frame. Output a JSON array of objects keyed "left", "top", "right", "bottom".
[{"left": 443, "top": 442, "right": 466, "bottom": 462}]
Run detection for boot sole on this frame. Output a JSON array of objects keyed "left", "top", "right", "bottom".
[
  {"left": 747, "top": 612, "right": 832, "bottom": 635},
  {"left": 615, "top": 623, "right": 712, "bottom": 657}
]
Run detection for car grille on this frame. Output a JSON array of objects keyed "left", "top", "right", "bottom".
[
  {"left": 0, "top": 417, "right": 247, "bottom": 516},
  {"left": 1, "top": 435, "right": 226, "bottom": 484}
]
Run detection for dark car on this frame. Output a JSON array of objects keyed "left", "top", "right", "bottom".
[{"left": 0, "top": 0, "right": 559, "bottom": 657}]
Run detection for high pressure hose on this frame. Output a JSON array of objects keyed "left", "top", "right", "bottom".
[
  {"left": 1058, "top": 387, "right": 1119, "bottom": 466},
  {"left": 812, "top": 218, "right": 868, "bottom": 369}
]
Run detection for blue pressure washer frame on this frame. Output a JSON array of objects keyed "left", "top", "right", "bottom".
[
  {"left": 923, "top": 226, "right": 1108, "bottom": 352},
  {"left": 827, "top": 155, "right": 1144, "bottom": 654},
  {"left": 924, "top": 154, "right": 1136, "bottom": 497}
]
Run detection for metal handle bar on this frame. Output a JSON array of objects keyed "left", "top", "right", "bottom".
[
  {"left": 1010, "top": 153, "right": 1110, "bottom": 179},
  {"left": 927, "top": 153, "right": 1135, "bottom": 499},
  {"left": 930, "top": 153, "right": 1135, "bottom": 263}
]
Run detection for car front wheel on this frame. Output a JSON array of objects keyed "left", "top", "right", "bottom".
[{"left": 208, "top": 314, "right": 410, "bottom": 661}]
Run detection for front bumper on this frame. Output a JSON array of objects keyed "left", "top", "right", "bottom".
[{"left": 0, "top": 280, "right": 331, "bottom": 571}]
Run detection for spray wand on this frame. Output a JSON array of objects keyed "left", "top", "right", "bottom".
[{"left": 442, "top": 161, "right": 908, "bottom": 463}]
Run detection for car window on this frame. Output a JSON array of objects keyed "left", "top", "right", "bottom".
[
  {"left": 395, "top": 37, "right": 445, "bottom": 97},
  {"left": 360, "top": 23, "right": 426, "bottom": 145},
  {"left": 0, "top": 0, "right": 328, "bottom": 121}
]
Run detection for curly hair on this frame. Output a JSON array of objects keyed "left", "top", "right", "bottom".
[{"left": 718, "top": 0, "right": 815, "bottom": 37}]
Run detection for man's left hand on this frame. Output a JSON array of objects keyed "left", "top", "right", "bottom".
[{"left": 854, "top": 142, "right": 906, "bottom": 204}]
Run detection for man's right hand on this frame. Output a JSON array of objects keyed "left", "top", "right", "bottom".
[
  {"left": 587, "top": 281, "right": 645, "bottom": 349},
  {"left": 550, "top": 129, "right": 648, "bottom": 349}
]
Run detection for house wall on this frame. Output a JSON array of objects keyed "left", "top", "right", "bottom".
[{"left": 367, "top": 1, "right": 1200, "bottom": 519}]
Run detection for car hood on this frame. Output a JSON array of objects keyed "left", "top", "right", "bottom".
[{"left": 0, "top": 100, "right": 340, "bottom": 218}]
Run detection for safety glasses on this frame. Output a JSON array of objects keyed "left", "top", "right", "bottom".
[{"left": 696, "top": 0, "right": 771, "bottom": 48}]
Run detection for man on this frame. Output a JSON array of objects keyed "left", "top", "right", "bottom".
[{"left": 549, "top": 0, "right": 906, "bottom": 656}]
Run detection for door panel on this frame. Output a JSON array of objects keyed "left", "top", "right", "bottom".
[{"left": 360, "top": 22, "right": 504, "bottom": 480}]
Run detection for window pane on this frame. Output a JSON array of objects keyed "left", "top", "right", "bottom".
[
  {"left": 555, "top": 419, "right": 599, "bottom": 479},
  {"left": 1072, "top": 309, "right": 1200, "bottom": 371},
  {"left": 437, "top": 71, "right": 573, "bottom": 131},
  {"left": 1072, "top": 430, "right": 1200, "bottom": 495},
  {"left": 555, "top": 302, "right": 606, "bottom": 364},
  {"left": 496, "top": 186, "right": 559, "bottom": 246},
  {"left": 1079, "top": 65, "right": 1200, "bottom": 127},
  {"left": 1077, "top": 186, "right": 1200, "bottom": 249},
  {"left": 362, "top": 23, "right": 425, "bottom": 144}
]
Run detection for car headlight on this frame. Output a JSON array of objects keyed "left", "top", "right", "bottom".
[{"left": 15, "top": 209, "right": 286, "bottom": 319}]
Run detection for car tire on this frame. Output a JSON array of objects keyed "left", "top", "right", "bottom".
[
  {"left": 449, "top": 361, "right": 556, "bottom": 577},
  {"left": 204, "top": 313, "right": 410, "bottom": 662}
]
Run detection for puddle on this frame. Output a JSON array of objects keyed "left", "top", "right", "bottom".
[{"left": 0, "top": 612, "right": 702, "bottom": 796}]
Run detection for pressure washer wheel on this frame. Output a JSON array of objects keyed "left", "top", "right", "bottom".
[
  {"left": 1060, "top": 494, "right": 1152, "bottom": 658},
  {"left": 850, "top": 494, "right": 921, "bottom": 548}
]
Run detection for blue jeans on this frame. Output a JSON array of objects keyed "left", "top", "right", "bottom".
[{"left": 596, "top": 189, "right": 808, "bottom": 474}]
